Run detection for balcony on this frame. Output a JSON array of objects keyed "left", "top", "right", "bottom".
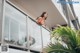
[{"left": 0, "top": 0, "right": 50, "bottom": 53}]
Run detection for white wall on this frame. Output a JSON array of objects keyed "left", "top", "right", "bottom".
[{"left": 51, "top": 0, "right": 68, "bottom": 23}]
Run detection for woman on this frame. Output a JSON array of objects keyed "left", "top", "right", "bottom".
[{"left": 36, "top": 12, "right": 48, "bottom": 26}]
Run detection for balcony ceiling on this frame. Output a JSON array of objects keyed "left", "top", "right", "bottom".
[{"left": 9, "top": 0, "right": 67, "bottom": 28}]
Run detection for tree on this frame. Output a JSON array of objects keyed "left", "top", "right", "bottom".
[{"left": 45, "top": 26, "right": 80, "bottom": 53}]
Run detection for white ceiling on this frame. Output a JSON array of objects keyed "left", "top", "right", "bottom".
[{"left": 9, "top": 0, "right": 67, "bottom": 28}]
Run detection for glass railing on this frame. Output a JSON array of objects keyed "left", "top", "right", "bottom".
[
  {"left": 2, "top": 1, "right": 51, "bottom": 52},
  {"left": 4, "top": 2, "right": 27, "bottom": 48}
]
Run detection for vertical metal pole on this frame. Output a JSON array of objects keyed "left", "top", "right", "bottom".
[
  {"left": 26, "top": 16, "right": 30, "bottom": 53},
  {"left": 1, "top": 0, "right": 6, "bottom": 45},
  {"left": 60, "top": 0, "right": 71, "bottom": 27},
  {"left": 40, "top": 26, "right": 43, "bottom": 53},
  {"left": 9, "top": 19, "right": 11, "bottom": 41},
  {"left": 66, "top": 5, "right": 71, "bottom": 27},
  {"left": 76, "top": 18, "right": 80, "bottom": 29}
]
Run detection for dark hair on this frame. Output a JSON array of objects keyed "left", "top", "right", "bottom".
[
  {"left": 40, "top": 12, "right": 46, "bottom": 17},
  {"left": 36, "top": 12, "right": 47, "bottom": 20},
  {"left": 40, "top": 12, "right": 47, "bottom": 20}
]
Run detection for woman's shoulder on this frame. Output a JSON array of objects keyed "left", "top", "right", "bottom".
[
  {"left": 36, "top": 17, "right": 42, "bottom": 20},
  {"left": 38, "top": 17, "right": 42, "bottom": 19}
]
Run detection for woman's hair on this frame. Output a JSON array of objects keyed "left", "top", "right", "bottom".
[
  {"left": 40, "top": 12, "right": 47, "bottom": 20},
  {"left": 36, "top": 12, "right": 47, "bottom": 20},
  {"left": 40, "top": 12, "right": 46, "bottom": 17}
]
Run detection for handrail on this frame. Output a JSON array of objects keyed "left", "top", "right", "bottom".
[{"left": 6, "top": 0, "right": 50, "bottom": 32}]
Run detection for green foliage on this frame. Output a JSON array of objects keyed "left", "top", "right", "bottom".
[{"left": 45, "top": 26, "right": 80, "bottom": 53}]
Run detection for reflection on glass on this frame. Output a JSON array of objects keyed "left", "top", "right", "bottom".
[{"left": 4, "top": 3, "right": 27, "bottom": 47}]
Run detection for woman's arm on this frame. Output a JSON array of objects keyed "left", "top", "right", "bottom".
[{"left": 37, "top": 17, "right": 43, "bottom": 25}]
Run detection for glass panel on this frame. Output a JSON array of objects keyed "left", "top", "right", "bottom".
[
  {"left": 4, "top": 3, "right": 27, "bottom": 47},
  {"left": 27, "top": 18, "right": 42, "bottom": 51},
  {"left": 42, "top": 27, "right": 50, "bottom": 48}
]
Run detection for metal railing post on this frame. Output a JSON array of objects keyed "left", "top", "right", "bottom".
[
  {"left": 40, "top": 26, "right": 43, "bottom": 53},
  {"left": 26, "top": 16, "right": 31, "bottom": 53},
  {"left": 1, "top": 0, "right": 6, "bottom": 45}
]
